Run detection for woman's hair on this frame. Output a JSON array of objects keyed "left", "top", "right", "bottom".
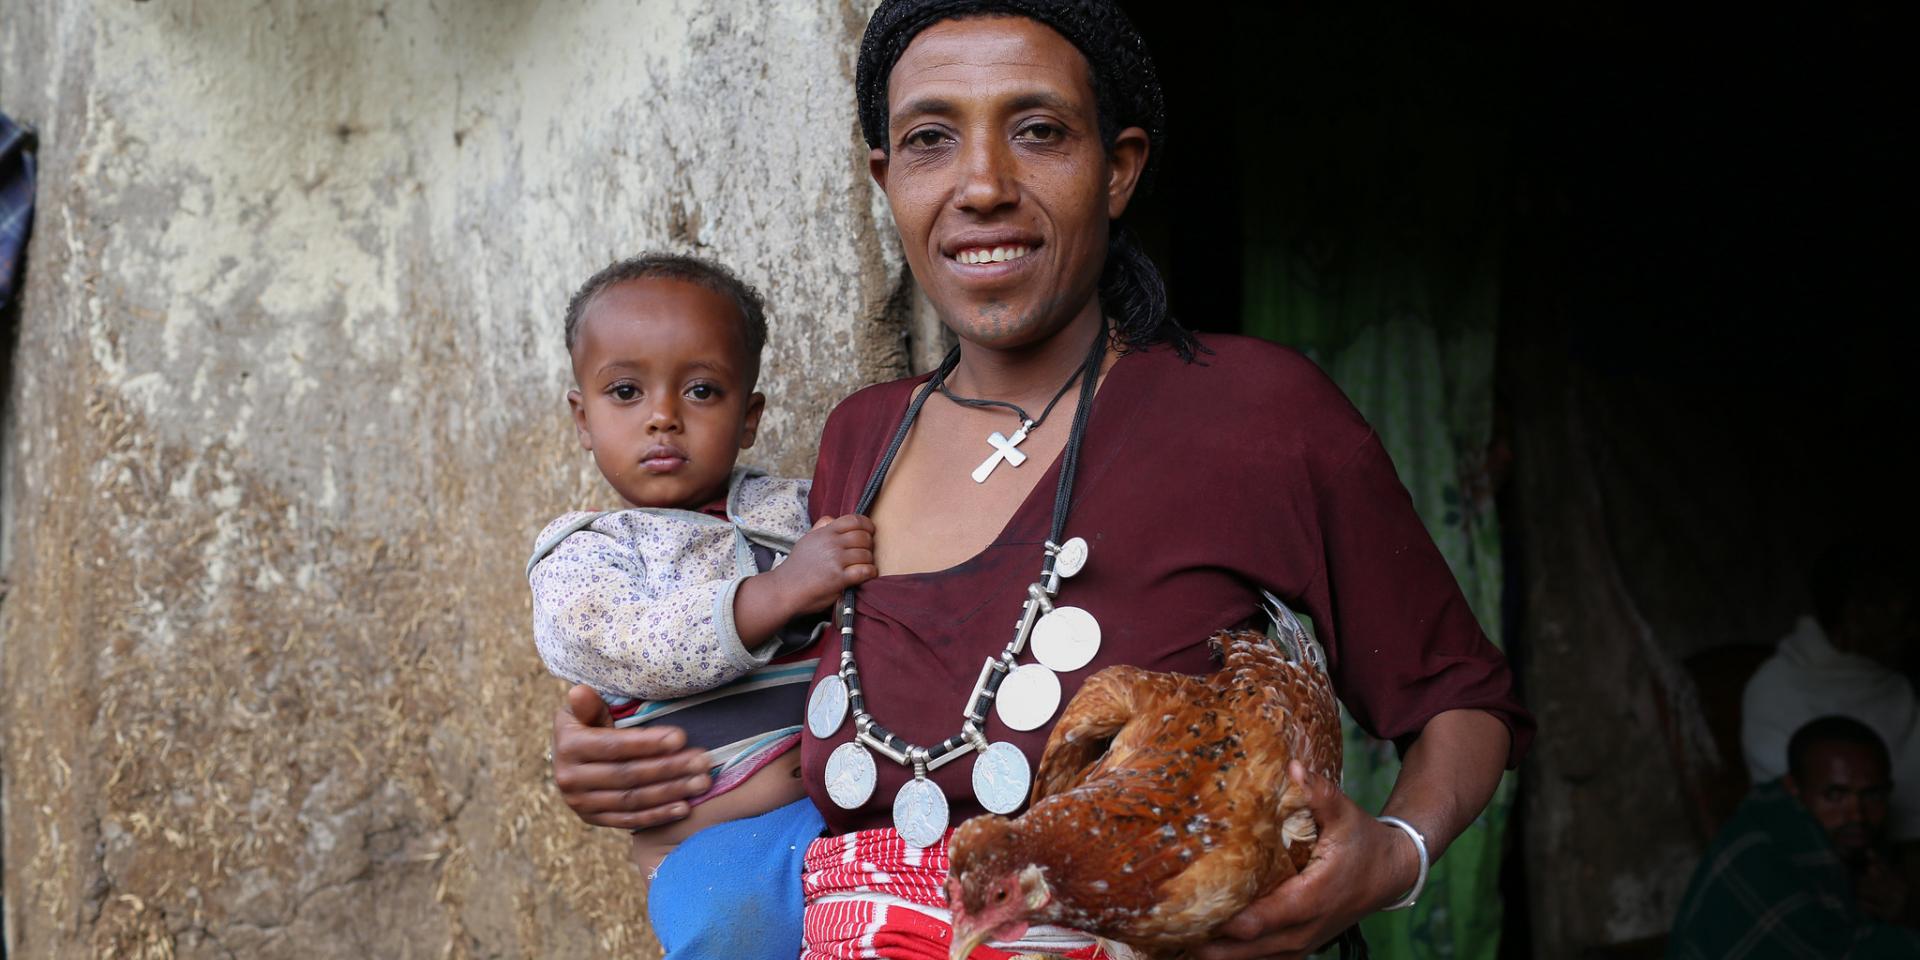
[
  {"left": 856, "top": 0, "right": 1201, "bottom": 360},
  {"left": 563, "top": 253, "right": 770, "bottom": 386}
]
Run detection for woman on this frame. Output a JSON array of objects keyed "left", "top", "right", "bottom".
[{"left": 551, "top": 2, "right": 1530, "bottom": 957}]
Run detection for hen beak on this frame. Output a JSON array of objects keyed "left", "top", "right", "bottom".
[{"left": 950, "top": 923, "right": 993, "bottom": 960}]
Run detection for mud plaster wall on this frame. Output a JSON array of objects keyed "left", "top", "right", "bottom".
[{"left": 0, "top": 1, "right": 909, "bottom": 956}]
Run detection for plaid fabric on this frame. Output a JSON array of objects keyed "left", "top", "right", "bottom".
[
  {"left": 1668, "top": 781, "right": 1920, "bottom": 958},
  {"left": 0, "top": 113, "right": 35, "bottom": 306},
  {"left": 802, "top": 827, "right": 1113, "bottom": 960}
]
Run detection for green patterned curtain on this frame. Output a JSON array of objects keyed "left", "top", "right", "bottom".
[{"left": 1240, "top": 101, "right": 1514, "bottom": 960}]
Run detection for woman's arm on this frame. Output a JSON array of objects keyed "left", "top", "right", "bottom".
[
  {"left": 1195, "top": 708, "right": 1509, "bottom": 959},
  {"left": 1193, "top": 394, "right": 1525, "bottom": 957},
  {"left": 551, "top": 685, "right": 709, "bottom": 830}
]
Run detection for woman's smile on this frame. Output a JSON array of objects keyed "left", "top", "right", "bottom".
[
  {"left": 951, "top": 244, "right": 1032, "bottom": 265},
  {"left": 942, "top": 241, "right": 1042, "bottom": 287}
]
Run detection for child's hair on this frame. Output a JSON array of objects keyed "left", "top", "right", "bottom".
[{"left": 564, "top": 253, "right": 770, "bottom": 387}]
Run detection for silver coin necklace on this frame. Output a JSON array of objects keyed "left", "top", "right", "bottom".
[{"left": 805, "top": 321, "right": 1108, "bottom": 847}]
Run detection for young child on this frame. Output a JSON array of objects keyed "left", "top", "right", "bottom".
[{"left": 527, "top": 254, "right": 874, "bottom": 957}]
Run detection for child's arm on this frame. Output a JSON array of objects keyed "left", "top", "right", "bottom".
[
  {"left": 530, "top": 517, "right": 795, "bottom": 702},
  {"left": 731, "top": 514, "right": 877, "bottom": 642}
]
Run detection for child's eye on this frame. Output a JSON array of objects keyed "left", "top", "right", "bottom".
[
  {"left": 609, "top": 384, "right": 640, "bottom": 402},
  {"left": 686, "top": 383, "right": 721, "bottom": 401}
]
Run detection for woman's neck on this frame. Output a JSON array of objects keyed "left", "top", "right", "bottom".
[{"left": 944, "top": 302, "right": 1107, "bottom": 404}]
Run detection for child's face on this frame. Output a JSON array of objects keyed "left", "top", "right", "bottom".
[{"left": 568, "top": 277, "right": 765, "bottom": 510}]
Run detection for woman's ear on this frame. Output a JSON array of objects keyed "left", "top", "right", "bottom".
[
  {"left": 869, "top": 147, "right": 891, "bottom": 192},
  {"left": 1105, "top": 127, "right": 1150, "bottom": 220},
  {"left": 568, "top": 389, "right": 593, "bottom": 451}
]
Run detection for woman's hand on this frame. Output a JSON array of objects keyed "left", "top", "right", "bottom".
[
  {"left": 1194, "top": 761, "right": 1420, "bottom": 960},
  {"left": 551, "top": 685, "right": 711, "bottom": 830},
  {"left": 1200, "top": 709, "right": 1509, "bottom": 958}
]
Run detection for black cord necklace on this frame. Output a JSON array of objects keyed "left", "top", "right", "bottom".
[
  {"left": 804, "top": 320, "right": 1112, "bottom": 847},
  {"left": 938, "top": 356, "right": 1088, "bottom": 484}
]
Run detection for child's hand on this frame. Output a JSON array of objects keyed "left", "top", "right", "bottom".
[
  {"left": 733, "top": 515, "right": 876, "bottom": 643},
  {"left": 775, "top": 514, "right": 878, "bottom": 613}
]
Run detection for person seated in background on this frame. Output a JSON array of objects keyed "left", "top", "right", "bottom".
[
  {"left": 1670, "top": 716, "right": 1920, "bottom": 958},
  {"left": 1744, "top": 541, "right": 1919, "bottom": 839}
]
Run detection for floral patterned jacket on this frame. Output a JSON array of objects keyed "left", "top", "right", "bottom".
[{"left": 527, "top": 468, "right": 812, "bottom": 701}]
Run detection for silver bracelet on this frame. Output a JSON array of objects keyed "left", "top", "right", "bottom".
[{"left": 1376, "top": 816, "right": 1429, "bottom": 912}]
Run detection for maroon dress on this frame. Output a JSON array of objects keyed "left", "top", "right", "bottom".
[{"left": 802, "top": 334, "right": 1533, "bottom": 836}]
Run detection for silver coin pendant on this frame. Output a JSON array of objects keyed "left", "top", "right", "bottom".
[
  {"left": 972, "top": 741, "right": 1033, "bottom": 815},
  {"left": 995, "top": 663, "right": 1063, "bottom": 732},
  {"left": 807, "top": 674, "right": 849, "bottom": 738},
  {"left": 824, "top": 741, "right": 877, "bottom": 810},
  {"left": 1054, "top": 536, "right": 1089, "bottom": 578},
  {"left": 1031, "top": 605, "right": 1102, "bottom": 673},
  {"left": 893, "top": 777, "right": 950, "bottom": 848}
]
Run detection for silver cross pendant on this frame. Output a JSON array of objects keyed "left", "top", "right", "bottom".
[{"left": 970, "top": 422, "right": 1032, "bottom": 483}]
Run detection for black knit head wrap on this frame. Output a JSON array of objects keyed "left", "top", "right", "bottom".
[{"left": 855, "top": 0, "right": 1199, "bottom": 360}]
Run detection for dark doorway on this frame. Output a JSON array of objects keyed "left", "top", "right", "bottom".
[{"left": 1118, "top": 1, "right": 1914, "bottom": 955}]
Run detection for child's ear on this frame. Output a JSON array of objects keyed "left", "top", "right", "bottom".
[
  {"left": 868, "top": 147, "right": 890, "bottom": 192},
  {"left": 740, "top": 392, "right": 767, "bottom": 450},
  {"left": 567, "top": 389, "right": 592, "bottom": 450}
]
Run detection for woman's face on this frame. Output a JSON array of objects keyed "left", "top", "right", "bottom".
[{"left": 871, "top": 16, "right": 1147, "bottom": 352}]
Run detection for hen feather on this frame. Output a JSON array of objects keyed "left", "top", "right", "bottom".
[{"left": 947, "top": 628, "right": 1343, "bottom": 956}]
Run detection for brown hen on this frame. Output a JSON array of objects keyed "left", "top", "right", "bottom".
[{"left": 944, "top": 627, "right": 1344, "bottom": 959}]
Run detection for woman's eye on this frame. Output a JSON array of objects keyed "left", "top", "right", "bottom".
[
  {"left": 904, "top": 128, "right": 947, "bottom": 150},
  {"left": 1018, "top": 122, "right": 1061, "bottom": 142},
  {"left": 610, "top": 384, "right": 640, "bottom": 401}
]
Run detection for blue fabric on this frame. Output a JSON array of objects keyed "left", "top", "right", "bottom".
[
  {"left": 0, "top": 112, "right": 34, "bottom": 306},
  {"left": 647, "top": 797, "right": 824, "bottom": 959}
]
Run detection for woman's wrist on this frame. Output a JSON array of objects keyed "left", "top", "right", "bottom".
[{"left": 1375, "top": 816, "right": 1430, "bottom": 911}]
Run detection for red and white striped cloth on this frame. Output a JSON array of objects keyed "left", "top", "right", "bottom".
[{"left": 801, "top": 827, "right": 1115, "bottom": 960}]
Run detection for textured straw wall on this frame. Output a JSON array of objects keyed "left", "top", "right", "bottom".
[{"left": 0, "top": 1, "right": 905, "bottom": 956}]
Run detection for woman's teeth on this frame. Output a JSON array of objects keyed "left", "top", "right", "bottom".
[{"left": 955, "top": 245, "right": 1031, "bottom": 265}]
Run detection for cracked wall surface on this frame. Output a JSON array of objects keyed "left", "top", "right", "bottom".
[{"left": 0, "top": 1, "right": 905, "bottom": 956}]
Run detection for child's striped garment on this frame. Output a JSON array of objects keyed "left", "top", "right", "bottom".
[{"left": 606, "top": 657, "right": 819, "bottom": 806}]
